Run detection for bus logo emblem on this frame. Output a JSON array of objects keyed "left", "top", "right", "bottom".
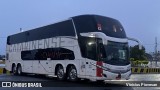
[{"left": 97, "top": 23, "right": 102, "bottom": 30}]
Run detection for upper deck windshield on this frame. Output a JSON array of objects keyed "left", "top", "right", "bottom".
[
  {"left": 95, "top": 16, "right": 126, "bottom": 38},
  {"left": 73, "top": 15, "right": 127, "bottom": 38},
  {"left": 100, "top": 41, "right": 130, "bottom": 66}
]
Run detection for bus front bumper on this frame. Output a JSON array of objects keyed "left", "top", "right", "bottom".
[{"left": 96, "top": 70, "right": 131, "bottom": 80}]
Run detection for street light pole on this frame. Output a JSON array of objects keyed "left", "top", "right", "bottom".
[{"left": 155, "top": 37, "right": 158, "bottom": 67}]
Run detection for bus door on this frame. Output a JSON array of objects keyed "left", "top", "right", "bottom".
[
  {"left": 32, "top": 60, "right": 39, "bottom": 73},
  {"left": 38, "top": 58, "right": 52, "bottom": 74},
  {"left": 85, "top": 38, "right": 98, "bottom": 77},
  {"left": 79, "top": 36, "right": 103, "bottom": 77},
  {"left": 32, "top": 49, "right": 53, "bottom": 74},
  {"left": 96, "top": 39, "right": 106, "bottom": 77},
  {"left": 21, "top": 50, "right": 34, "bottom": 73},
  {"left": 85, "top": 38, "right": 104, "bottom": 77},
  {"left": 32, "top": 50, "right": 39, "bottom": 74}
]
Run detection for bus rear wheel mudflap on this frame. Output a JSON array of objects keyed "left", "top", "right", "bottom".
[
  {"left": 56, "top": 65, "right": 66, "bottom": 80},
  {"left": 68, "top": 66, "right": 78, "bottom": 81}
]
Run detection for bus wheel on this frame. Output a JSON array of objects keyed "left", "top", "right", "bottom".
[
  {"left": 17, "top": 65, "right": 22, "bottom": 75},
  {"left": 12, "top": 65, "right": 17, "bottom": 75},
  {"left": 57, "top": 65, "right": 65, "bottom": 80},
  {"left": 68, "top": 66, "right": 78, "bottom": 81}
]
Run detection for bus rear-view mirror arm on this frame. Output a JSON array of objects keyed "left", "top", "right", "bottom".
[{"left": 127, "top": 37, "right": 142, "bottom": 50}]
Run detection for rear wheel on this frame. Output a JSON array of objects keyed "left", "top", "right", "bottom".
[
  {"left": 17, "top": 65, "right": 22, "bottom": 75},
  {"left": 57, "top": 65, "right": 65, "bottom": 80},
  {"left": 68, "top": 66, "right": 78, "bottom": 81},
  {"left": 12, "top": 65, "right": 17, "bottom": 75}
]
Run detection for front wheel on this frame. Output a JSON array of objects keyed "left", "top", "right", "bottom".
[{"left": 68, "top": 66, "right": 78, "bottom": 81}]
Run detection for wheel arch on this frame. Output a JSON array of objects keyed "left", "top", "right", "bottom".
[
  {"left": 11, "top": 63, "right": 16, "bottom": 70},
  {"left": 17, "top": 63, "right": 22, "bottom": 70},
  {"left": 17, "top": 63, "right": 21, "bottom": 67}
]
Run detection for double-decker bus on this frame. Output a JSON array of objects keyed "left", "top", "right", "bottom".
[{"left": 5, "top": 15, "right": 140, "bottom": 81}]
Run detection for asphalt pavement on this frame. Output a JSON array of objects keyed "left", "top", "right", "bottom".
[{"left": 0, "top": 74, "right": 160, "bottom": 90}]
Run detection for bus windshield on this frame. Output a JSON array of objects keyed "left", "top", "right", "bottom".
[
  {"left": 100, "top": 41, "right": 129, "bottom": 66},
  {"left": 95, "top": 16, "right": 126, "bottom": 38}
]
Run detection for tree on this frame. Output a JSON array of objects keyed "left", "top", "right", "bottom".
[{"left": 130, "top": 45, "right": 147, "bottom": 60}]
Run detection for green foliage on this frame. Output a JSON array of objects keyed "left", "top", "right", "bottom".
[
  {"left": 131, "top": 60, "right": 149, "bottom": 67},
  {"left": 130, "top": 45, "right": 147, "bottom": 60},
  {"left": 141, "top": 61, "right": 149, "bottom": 64},
  {"left": 130, "top": 58, "right": 135, "bottom": 61}
]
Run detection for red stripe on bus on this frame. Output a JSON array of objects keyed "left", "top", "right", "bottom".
[{"left": 96, "top": 61, "right": 103, "bottom": 77}]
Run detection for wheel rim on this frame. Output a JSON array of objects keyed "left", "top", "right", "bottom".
[
  {"left": 69, "top": 68, "right": 77, "bottom": 80},
  {"left": 57, "top": 67, "right": 64, "bottom": 79}
]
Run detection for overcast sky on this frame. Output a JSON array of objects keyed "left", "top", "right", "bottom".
[{"left": 0, "top": 0, "right": 160, "bottom": 54}]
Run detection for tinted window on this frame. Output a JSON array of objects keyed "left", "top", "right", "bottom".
[
  {"left": 86, "top": 38, "right": 97, "bottom": 60},
  {"left": 94, "top": 16, "right": 126, "bottom": 38},
  {"left": 27, "top": 20, "right": 75, "bottom": 41},
  {"left": 21, "top": 48, "right": 75, "bottom": 60},
  {"left": 73, "top": 15, "right": 127, "bottom": 38},
  {"left": 8, "top": 20, "right": 75, "bottom": 45},
  {"left": 78, "top": 36, "right": 97, "bottom": 60},
  {"left": 73, "top": 15, "right": 96, "bottom": 36},
  {"left": 102, "top": 41, "right": 130, "bottom": 66},
  {"left": 9, "top": 32, "right": 27, "bottom": 45}
]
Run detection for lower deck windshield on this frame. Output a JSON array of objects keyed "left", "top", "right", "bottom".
[{"left": 100, "top": 41, "right": 129, "bottom": 66}]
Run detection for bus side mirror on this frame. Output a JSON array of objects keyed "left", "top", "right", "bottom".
[{"left": 127, "top": 37, "right": 142, "bottom": 50}]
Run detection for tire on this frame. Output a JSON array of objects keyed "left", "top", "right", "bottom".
[
  {"left": 12, "top": 65, "right": 17, "bottom": 75},
  {"left": 56, "top": 65, "right": 65, "bottom": 80},
  {"left": 17, "top": 65, "right": 22, "bottom": 75},
  {"left": 68, "top": 66, "right": 78, "bottom": 81}
]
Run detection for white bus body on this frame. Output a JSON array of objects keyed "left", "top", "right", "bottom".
[{"left": 6, "top": 15, "right": 132, "bottom": 81}]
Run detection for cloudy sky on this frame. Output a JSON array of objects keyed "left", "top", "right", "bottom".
[{"left": 0, "top": 0, "right": 160, "bottom": 54}]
